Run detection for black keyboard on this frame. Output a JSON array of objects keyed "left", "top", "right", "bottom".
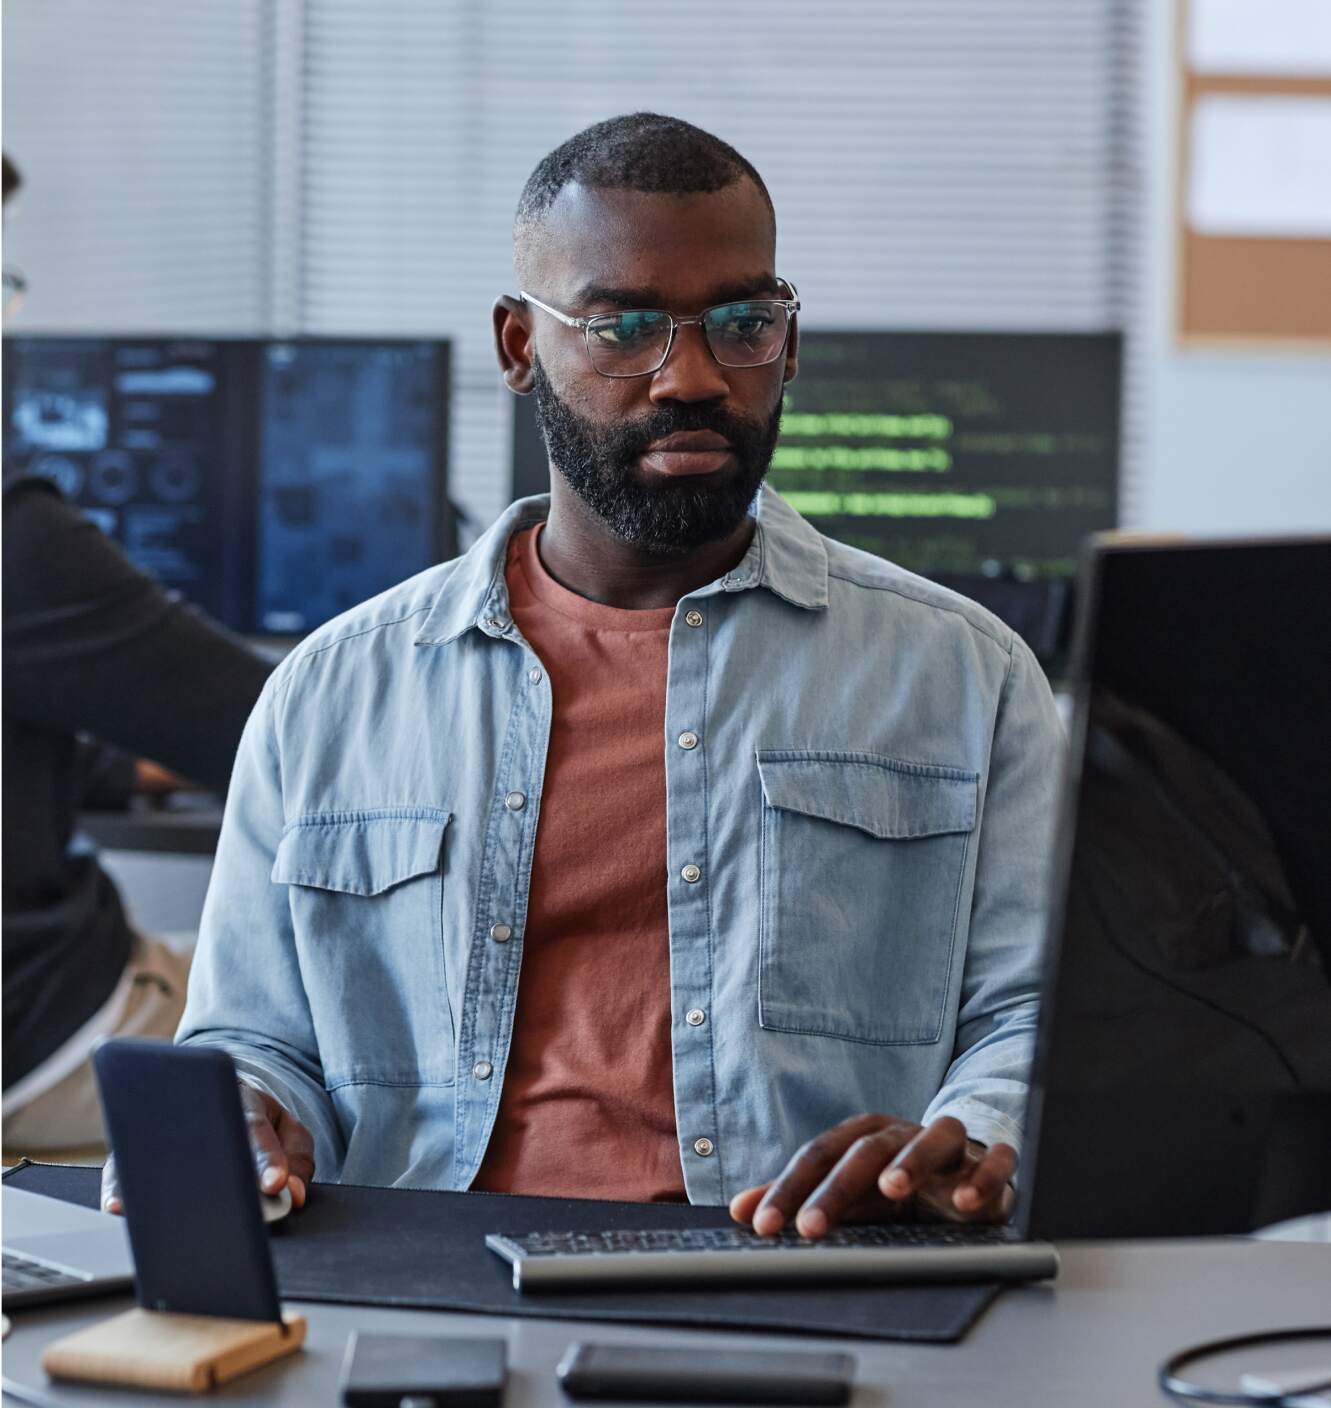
[
  {"left": 486, "top": 1221, "right": 1059, "bottom": 1290},
  {"left": 3, "top": 1249, "right": 91, "bottom": 1296}
]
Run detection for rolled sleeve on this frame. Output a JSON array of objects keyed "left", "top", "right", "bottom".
[
  {"left": 175, "top": 671, "right": 346, "bottom": 1179},
  {"left": 922, "top": 635, "right": 1065, "bottom": 1156}
]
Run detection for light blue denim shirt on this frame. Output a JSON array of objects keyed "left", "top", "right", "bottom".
[{"left": 178, "top": 486, "right": 1064, "bottom": 1205}]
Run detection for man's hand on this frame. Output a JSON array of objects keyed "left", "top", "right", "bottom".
[
  {"left": 728, "top": 1112, "right": 1016, "bottom": 1239},
  {"left": 100, "top": 1082, "right": 314, "bottom": 1215}
]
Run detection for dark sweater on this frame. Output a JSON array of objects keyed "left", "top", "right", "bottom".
[{"left": 3, "top": 478, "right": 272, "bottom": 1086}]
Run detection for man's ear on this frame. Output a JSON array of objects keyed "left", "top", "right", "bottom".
[
  {"left": 782, "top": 312, "right": 799, "bottom": 386},
  {"left": 493, "top": 295, "right": 535, "bottom": 394}
]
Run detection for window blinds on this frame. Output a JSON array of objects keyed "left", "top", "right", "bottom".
[
  {"left": 3, "top": 0, "right": 1141, "bottom": 530},
  {"left": 1, "top": 1, "right": 269, "bottom": 333},
  {"left": 294, "top": 0, "right": 1141, "bottom": 528}
]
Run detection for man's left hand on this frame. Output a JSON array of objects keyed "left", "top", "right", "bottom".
[{"left": 728, "top": 1112, "right": 1016, "bottom": 1239}]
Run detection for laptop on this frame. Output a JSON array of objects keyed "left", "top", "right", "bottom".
[
  {"left": 2, "top": 1186, "right": 134, "bottom": 1309},
  {"left": 488, "top": 534, "right": 1331, "bottom": 1289}
]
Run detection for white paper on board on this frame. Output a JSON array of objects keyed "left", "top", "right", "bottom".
[
  {"left": 1187, "top": 94, "right": 1331, "bottom": 237},
  {"left": 1189, "top": 0, "right": 1331, "bottom": 76}
]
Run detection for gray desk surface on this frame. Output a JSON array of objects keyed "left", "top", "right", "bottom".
[{"left": 4, "top": 1238, "right": 1328, "bottom": 1407}]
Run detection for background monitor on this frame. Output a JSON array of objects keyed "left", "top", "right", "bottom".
[
  {"left": 1024, "top": 536, "right": 1331, "bottom": 1238},
  {"left": 511, "top": 331, "right": 1120, "bottom": 665},
  {"left": 3, "top": 335, "right": 454, "bottom": 637}
]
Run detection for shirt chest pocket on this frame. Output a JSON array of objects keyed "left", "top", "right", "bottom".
[
  {"left": 757, "top": 752, "right": 978, "bottom": 1046},
  {"left": 271, "top": 807, "right": 454, "bottom": 1088}
]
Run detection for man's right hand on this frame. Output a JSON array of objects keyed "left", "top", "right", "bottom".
[{"left": 100, "top": 1082, "right": 315, "bottom": 1214}]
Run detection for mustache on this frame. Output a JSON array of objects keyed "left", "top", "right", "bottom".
[{"left": 609, "top": 402, "right": 768, "bottom": 460}]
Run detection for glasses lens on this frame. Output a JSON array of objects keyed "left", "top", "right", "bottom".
[
  {"left": 585, "top": 309, "right": 672, "bottom": 376},
  {"left": 703, "top": 301, "right": 789, "bottom": 367}
]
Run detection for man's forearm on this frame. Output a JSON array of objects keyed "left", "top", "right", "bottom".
[{"left": 921, "top": 998, "right": 1038, "bottom": 1155}]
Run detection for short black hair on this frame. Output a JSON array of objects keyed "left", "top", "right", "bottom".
[{"left": 515, "top": 112, "right": 773, "bottom": 245}]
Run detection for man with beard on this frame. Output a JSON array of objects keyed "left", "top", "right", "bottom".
[{"left": 109, "top": 114, "right": 1063, "bottom": 1238}]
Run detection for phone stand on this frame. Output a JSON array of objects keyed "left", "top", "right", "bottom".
[{"left": 42, "top": 1307, "right": 306, "bottom": 1393}]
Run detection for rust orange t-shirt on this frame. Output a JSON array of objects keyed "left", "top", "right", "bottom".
[{"left": 472, "top": 522, "right": 688, "bottom": 1202}]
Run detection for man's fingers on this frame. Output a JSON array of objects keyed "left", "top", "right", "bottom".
[
  {"left": 794, "top": 1129, "right": 915, "bottom": 1237},
  {"left": 240, "top": 1089, "right": 290, "bottom": 1193},
  {"left": 878, "top": 1116, "right": 969, "bottom": 1201},
  {"left": 728, "top": 1184, "right": 771, "bottom": 1225},
  {"left": 754, "top": 1114, "right": 912, "bottom": 1235},
  {"left": 951, "top": 1143, "right": 1017, "bottom": 1218},
  {"left": 274, "top": 1106, "right": 316, "bottom": 1184},
  {"left": 100, "top": 1155, "right": 122, "bottom": 1215},
  {"left": 272, "top": 1105, "right": 316, "bottom": 1207}
]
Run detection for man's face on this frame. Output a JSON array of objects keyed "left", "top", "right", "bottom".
[{"left": 518, "top": 181, "right": 795, "bottom": 554}]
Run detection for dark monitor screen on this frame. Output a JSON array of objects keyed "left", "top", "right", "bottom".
[
  {"left": 1025, "top": 537, "right": 1331, "bottom": 1238},
  {"left": 3, "top": 336, "right": 453, "bottom": 636}
]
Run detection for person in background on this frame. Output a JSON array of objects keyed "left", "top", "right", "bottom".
[{"left": 2, "top": 152, "right": 274, "bottom": 1152}]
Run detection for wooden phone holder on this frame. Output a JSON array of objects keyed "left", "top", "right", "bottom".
[{"left": 42, "top": 1306, "right": 306, "bottom": 1393}]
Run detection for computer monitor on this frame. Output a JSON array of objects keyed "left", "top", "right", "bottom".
[
  {"left": 510, "top": 332, "right": 1119, "bottom": 663},
  {"left": 1022, "top": 535, "right": 1331, "bottom": 1238},
  {"left": 3, "top": 335, "right": 453, "bottom": 636}
]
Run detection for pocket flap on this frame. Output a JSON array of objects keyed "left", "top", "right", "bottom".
[
  {"left": 757, "top": 752, "right": 977, "bottom": 839},
  {"left": 272, "top": 808, "right": 451, "bottom": 896}
]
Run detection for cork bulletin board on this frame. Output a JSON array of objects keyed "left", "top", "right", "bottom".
[{"left": 1176, "top": 0, "right": 1331, "bottom": 344}]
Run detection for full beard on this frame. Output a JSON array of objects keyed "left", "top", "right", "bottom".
[{"left": 530, "top": 354, "right": 782, "bottom": 555}]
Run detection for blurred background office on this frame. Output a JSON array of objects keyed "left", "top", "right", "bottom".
[{"left": 3, "top": 2, "right": 1329, "bottom": 1102}]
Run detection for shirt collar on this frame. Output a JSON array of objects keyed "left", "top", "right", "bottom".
[
  {"left": 414, "top": 484, "right": 827, "bottom": 648},
  {"left": 414, "top": 495, "right": 548, "bottom": 646},
  {"left": 717, "top": 484, "right": 829, "bottom": 611}
]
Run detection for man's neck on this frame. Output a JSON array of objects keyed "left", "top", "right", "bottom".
[{"left": 536, "top": 479, "right": 756, "bottom": 610}]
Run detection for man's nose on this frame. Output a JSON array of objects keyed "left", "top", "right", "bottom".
[{"left": 648, "top": 321, "right": 730, "bottom": 405}]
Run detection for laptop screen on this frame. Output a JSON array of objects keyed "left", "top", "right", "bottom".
[{"left": 1024, "top": 537, "right": 1331, "bottom": 1237}]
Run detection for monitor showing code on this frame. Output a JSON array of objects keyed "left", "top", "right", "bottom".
[
  {"left": 511, "top": 330, "right": 1120, "bottom": 583},
  {"left": 770, "top": 331, "right": 1120, "bottom": 581}
]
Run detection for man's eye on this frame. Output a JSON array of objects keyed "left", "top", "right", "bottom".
[
  {"left": 709, "top": 304, "right": 777, "bottom": 341},
  {"left": 590, "top": 312, "right": 666, "bottom": 346}
]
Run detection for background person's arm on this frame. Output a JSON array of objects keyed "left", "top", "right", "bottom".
[
  {"left": 2, "top": 481, "right": 271, "bottom": 789},
  {"left": 920, "top": 633, "right": 1065, "bottom": 1153},
  {"left": 175, "top": 671, "right": 346, "bottom": 1181}
]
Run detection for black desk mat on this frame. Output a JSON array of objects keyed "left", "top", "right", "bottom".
[{"left": 6, "top": 1162, "right": 1001, "bottom": 1343}]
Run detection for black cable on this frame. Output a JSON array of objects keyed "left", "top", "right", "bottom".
[{"left": 1159, "top": 1326, "right": 1331, "bottom": 1405}]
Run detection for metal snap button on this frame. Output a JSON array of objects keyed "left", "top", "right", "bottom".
[
  {"left": 489, "top": 923, "right": 513, "bottom": 943},
  {"left": 686, "top": 1008, "right": 706, "bottom": 1026},
  {"left": 678, "top": 731, "right": 699, "bottom": 750},
  {"left": 693, "top": 1137, "right": 714, "bottom": 1157},
  {"left": 505, "top": 791, "right": 526, "bottom": 811},
  {"left": 681, "top": 864, "right": 701, "bottom": 884}
]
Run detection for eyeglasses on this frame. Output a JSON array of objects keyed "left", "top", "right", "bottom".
[
  {"left": 519, "top": 280, "right": 799, "bottom": 379},
  {"left": 3, "top": 266, "right": 27, "bottom": 316}
]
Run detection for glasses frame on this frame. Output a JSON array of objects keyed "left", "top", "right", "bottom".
[
  {"left": 2, "top": 265, "right": 28, "bottom": 316},
  {"left": 519, "top": 279, "right": 799, "bottom": 379}
]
